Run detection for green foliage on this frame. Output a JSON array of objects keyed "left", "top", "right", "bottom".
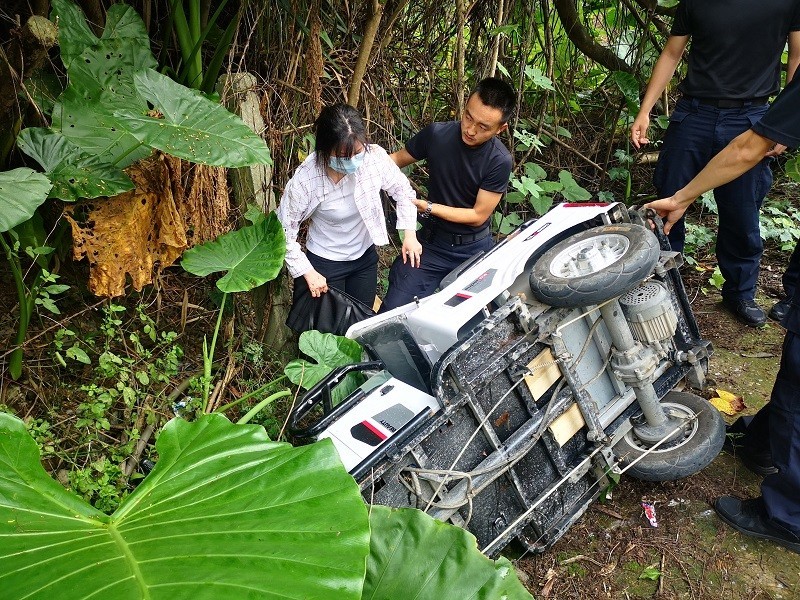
[
  {"left": 284, "top": 330, "right": 365, "bottom": 397},
  {"left": 708, "top": 266, "right": 724, "bottom": 291},
  {"left": 163, "top": 0, "right": 240, "bottom": 93},
  {"left": 0, "top": 168, "right": 52, "bottom": 233},
  {"left": 639, "top": 566, "right": 662, "bottom": 580},
  {"left": 180, "top": 212, "right": 286, "bottom": 293},
  {"left": 365, "top": 506, "right": 532, "bottom": 599},
  {"left": 760, "top": 203, "right": 800, "bottom": 251},
  {"left": 16, "top": 128, "right": 135, "bottom": 201},
  {"left": 785, "top": 154, "right": 800, "bottom": 182},
  {"left": 17, "top": 0, "right": 271, "bottom": 204},
  {"left": 0, "top": 412, "right": 531, "bottom": 599},
  {"left": 47, "top": 302, "right": 183, "bottom": 510},
  {"left": 0, "top": 412, "right": 371, "bottom": 599},
  {"left": 611, "top": 70, "right": 640, "bottom": 114},
  {"left": 500, "top": 163, "right": 592, "bottom": 232},
  {"left": 181, "top": 213, "right": 286, "bottom": 410},
  {"left": 1, "top": 217, "right": 67, "bottom": 380}
]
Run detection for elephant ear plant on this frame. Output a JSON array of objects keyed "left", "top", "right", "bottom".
[
  {"left": 0, "top": 411, "right": 532, "bottom": 599},
  {"left": 2, "top": 0, "right": 272, "bottom": 380},
  {"left": 181, "top": 210, "right": 287, "bottom": 414}
]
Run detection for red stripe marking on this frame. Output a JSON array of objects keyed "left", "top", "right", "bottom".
[
  {"left": 362, "top": 420, "right": 387, "bottom": 440},
  {"left": 562, "top": 202, "right": 609, "bottom": 207}
]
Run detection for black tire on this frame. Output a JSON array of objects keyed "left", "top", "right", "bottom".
[
  {"left": 613, "top": 391, "right": 725, "bottom": 482},
  {"left": 529, "top": 223, "right": 660, "bottom": 308}
]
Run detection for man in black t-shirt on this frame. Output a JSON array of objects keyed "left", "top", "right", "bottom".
[
  {"left": 380, "top": 78, "right": 515, "bottom": 312},
  {"left": 647, "top": 77, "right": 800, "bottom": 554},
  {"left": 631, "top": 0, "right": 800, "bottom": 327}
]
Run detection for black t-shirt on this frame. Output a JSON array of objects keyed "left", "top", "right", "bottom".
[
  {"left": 405, "top": 121, "right": 512, "bottom": 234},
  {"left": 671, "top": 0, "right": 800, "bottom": 99},
  {"left": 751, "top": 77, "right": 800, "bottom": 332},
  {"left": 752, "top": 75, "right": 800, "bottom": 147}
]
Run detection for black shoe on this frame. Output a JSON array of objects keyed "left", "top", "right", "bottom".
[
  {"left": 721, "top": 430, "right": 778, "bottom": 476},
  {"left": 768, "top": 298, "right": 791, "bottom": 322},
  {"left": 714, "top": 496, "right": 800, "bottom": 554},
  {"left": 721, "top": 298, "right": 767, "bottom": 327}
]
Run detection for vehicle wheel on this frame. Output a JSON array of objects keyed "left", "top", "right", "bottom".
[
  {"left": 529, "top": 223, "right": 660, "bottom": 308},
  {"left": 613, "top": 391, "right": 725, "bottom": 482}
]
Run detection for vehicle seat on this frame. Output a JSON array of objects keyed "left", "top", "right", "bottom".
[{"left": 355, "top": 319, "right": 433, "bottom": 394}]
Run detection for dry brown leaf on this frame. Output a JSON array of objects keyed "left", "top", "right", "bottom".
[
  {"left": 64, "top": 153, "right": 230, "bottom": 297},
  {"left": 598, "top": 560, "right": 618, "bottom": 577},
  {"left": 709, "top": 388, "right": 746, "bottom": 416}
]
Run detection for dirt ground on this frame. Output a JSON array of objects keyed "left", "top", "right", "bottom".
[{"left": 512, "top": 252, "right": 799, "bottom": 600}]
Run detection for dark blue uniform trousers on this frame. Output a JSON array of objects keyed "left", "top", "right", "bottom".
[
  {"left": 381, "top": 235, "right": 493, "bottom": 312},
  {"left": 781, "top": 242, "right": 800, "bottom": 298},
  {"left": 762, "top": 326, "right": 800, "bottom": 536},
  {"left": 732, "top": 246, "right": 800, "bottom": 536},
  {"left": 654, "top": 98, "right": 773, "bottom": 302}
]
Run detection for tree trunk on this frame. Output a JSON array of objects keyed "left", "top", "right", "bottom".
[
  {"left": 552, "top": 0, "right": 633, "bottom": 73},
  {"left": 348, "top": 0, "right": 384, "bottom": 107}
]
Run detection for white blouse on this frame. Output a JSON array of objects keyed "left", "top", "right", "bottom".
[{"left": 277, "top": 144, "right": 418, "bottom": 278}]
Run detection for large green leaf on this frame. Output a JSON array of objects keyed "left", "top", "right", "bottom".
[
  {"left": 52, "top": 87, "right": 151, "bottom": 168},
  {"left": 49, "top": 1, "right": 153, "bottom": 167},
  {"left": 0, "top": 168, "right": 52, "bottom": 233},
  {"left": 363, "top": 506, "right": 532, "bottom": 600},
  {"left": 0, "top": 412, "right": 371, "bottom": 600},
  {"left": 181, "top": 212, "right": 286, "bottom": 293},
  {"left": 16, "top": 128, "right": 134, "bottom": 200},
  {"left": 117, "top": 69, "right": 273, "bottom": 167},
  {"left": 558, "top": 170, "right": 592, "bottom": 202},
  {"left": 611, "top": 70, "right": 640, "bottom": 115},
  {"left": 284, "top": 330, "right": 364, "bottom": 391},
  {"left": 50, "top": 0, "right": 97, "bottom": 70}
]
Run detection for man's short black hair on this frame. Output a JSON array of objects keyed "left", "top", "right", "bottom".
[{"left": 472, "top": 77, "right": 516, "bottom": 123}]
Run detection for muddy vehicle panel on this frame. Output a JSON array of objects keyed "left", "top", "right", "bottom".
[{"left": 290, "top": 202, "right": 724, "bottom": 556}]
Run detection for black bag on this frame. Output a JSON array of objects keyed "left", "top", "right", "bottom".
[{"left": 286, "top": 285, "right": 376, "bottom": 336}]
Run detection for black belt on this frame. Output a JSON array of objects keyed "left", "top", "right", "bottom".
[
  {"left": 684, "top": 96, "right": 769, "bottom": 109},
  {"left": 422, "top": 225, "right": 491, "bottom": 245}
]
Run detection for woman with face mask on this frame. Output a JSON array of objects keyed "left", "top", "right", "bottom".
[{"left": 277, "top": 104, "right": 421, "bottom": 332}]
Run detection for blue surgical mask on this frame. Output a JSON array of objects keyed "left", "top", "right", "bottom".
[{"left": 329, "top": 150, "right": 365, "bottom": 175}]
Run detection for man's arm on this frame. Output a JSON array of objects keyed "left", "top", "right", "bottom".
[
  {"left": 412, "top": 188, "right": 503, "bottom": 227},
  {"left": 390, "top": 148, "right": 418, "bottom": 168},
  {"left": 646, "top": 129, "right": 775, "bottom": 233},
  {"left": 630, "top": 35, "right": 689, "bottom": 149}
]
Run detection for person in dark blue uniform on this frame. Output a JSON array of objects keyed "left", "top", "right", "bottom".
[
  {"left": 769, "top": 244, "right": 800, "bottom": 321},
  {"left": 380, "top": 78, "right": 515, "bottom": 312},
  {"left": 647, "top": 77, "right": 800, "bottom": 554},
  {"left": 631, "top": 0, "right": 800, "bottom": 327}
]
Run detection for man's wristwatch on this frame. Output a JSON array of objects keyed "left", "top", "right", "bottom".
[{"left": 422, "top": 200, "right": 433, "bottom": 218}]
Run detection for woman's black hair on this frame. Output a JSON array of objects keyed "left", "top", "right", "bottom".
[{"left": 313, "top": 104, "right": 369, "bottom": 171}]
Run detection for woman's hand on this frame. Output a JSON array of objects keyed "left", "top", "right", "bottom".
[
  {"left": 303, "top": 269, "right": 329, "bottom": 297},
  {"left": 401, "top": 230, "right": 423, "bottom": 268}
]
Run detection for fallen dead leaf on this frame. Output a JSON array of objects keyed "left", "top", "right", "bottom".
[{"left": 709, "top": 388, "right": 746, "bottom": 416}]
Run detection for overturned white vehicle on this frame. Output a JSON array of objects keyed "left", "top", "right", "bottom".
[{"left": 289, "top": 202, "right": 725, "bottom": 556}]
